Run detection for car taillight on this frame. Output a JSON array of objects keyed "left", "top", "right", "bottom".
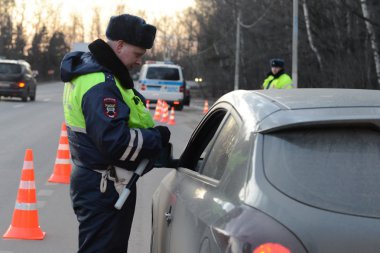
[
  {"left": 173, "top": 101, "right": 180, "bottom": 105},
  {"left": 18, "top": 82, "right": 26, "bottom": 88},
  {"left": 179, "top": 84, "right": 184, "bottom": 92},
  {"left": 253, "top": 243, "right": 291, "bottom": 253}
]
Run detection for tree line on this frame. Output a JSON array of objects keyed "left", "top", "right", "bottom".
[
  {"left": 172, "top": 0, "right": 380, "bottom": 97},
  {"left": 0, "top": 0, "right": 379, "bottom": 97}
]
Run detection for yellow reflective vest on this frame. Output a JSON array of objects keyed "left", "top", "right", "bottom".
[{"left": 262, "top": 73, "right": 293, "bottom": 89}]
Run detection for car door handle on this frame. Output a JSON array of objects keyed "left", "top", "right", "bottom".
[{"left": 165, "top": 206, "right": 172, "bottom": 225}]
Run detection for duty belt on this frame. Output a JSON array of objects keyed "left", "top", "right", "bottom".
[{"left": 94, "top": 166, "right": 133, "bottom": 194}]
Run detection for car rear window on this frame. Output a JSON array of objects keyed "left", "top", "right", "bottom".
[
  {"left": 0, "top": 63, "right": 22, "bottom": 75},
  {"left": 146, "top": 67, "right": 180, "bottom": 81},
  {"left": 263, "top": 127, "right": 380, "bottom": 218}
]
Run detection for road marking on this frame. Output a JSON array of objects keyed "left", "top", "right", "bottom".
[
  {"left": 38, "top": 189, "right": 54, "bottom": 196},
  {"left": 43, "top": 98, "right": 51, "bottom": 102},
  {"left": 13, "top": 104, "right": 24, "bottom": 108}
]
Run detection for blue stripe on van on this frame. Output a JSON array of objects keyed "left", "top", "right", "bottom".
[{"left": 141, "top": 80, "right": 183, "bottom": 85}]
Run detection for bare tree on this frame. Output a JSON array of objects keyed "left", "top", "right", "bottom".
[
  {"left": 114, "top": 4, "right": 126, "bottom": 15},
  {"left": 61, "top": 13, "right": 85, "bottom": 47},
  {"left": 302, "top": 0, "right": 322, "bottom": 70},
  {"left": 90, "top": 7, "right": 102, "bottom": 40},
  {"left": 360, "top": 0, "right": 380, "bottom": 87}
]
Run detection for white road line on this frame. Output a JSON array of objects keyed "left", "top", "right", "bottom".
[
  {"left": 43, "top": 98, "right": 51, "bottom": 102},
  {"left": 13, "top": 104, "right": 24, "bottom": 108}
]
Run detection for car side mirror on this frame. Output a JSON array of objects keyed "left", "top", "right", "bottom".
[{"left": 154, "top": 143, "right": 179, "bottom": 168}]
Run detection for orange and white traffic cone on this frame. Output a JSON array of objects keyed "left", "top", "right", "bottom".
[
  {"left": 203, "top": 100, "right": 209, "bottom": 114},
  {"left": 167, "top": 107, "right": 176, "bottom": 125},
  {"left": 48, "top": 122, "right": 71, "bottom": 184},
  {"left": 160, "top": 101, "right": 169, "bottom": 123},
  {"left": 146, "top": 100, "right": 150, "bottom": 110},
  {"left": 153, "top": 99, "right": 162, "bottom": 121},
  {"left": 3, "top": 149, "right": 45, "bottom": 240}
]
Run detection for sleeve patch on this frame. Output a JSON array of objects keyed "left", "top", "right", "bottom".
[{"left": 103, "top": 98, "right": 118, "bottom": 118}]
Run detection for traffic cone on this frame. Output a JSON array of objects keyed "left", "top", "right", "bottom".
[
  {"left": 48, "top": 122, "right": 71, "bottom": 184},
  {"left": 153, "top": 99, "right": 162, "bottom": 121},
  {"left": 146, "top": 100, "right": 150, "bottom": 110},
  {"left": 167, "top": 107, "right": 176, "bottom": 125},
  {"left": 203, "top": 100, "right": 209, "bottom": 114},
  {"left": 160, "top": 101, "right": 169, "bottom": 123},
  {"left": 3, "top": 149, "right": 45, "bottom": 240}
]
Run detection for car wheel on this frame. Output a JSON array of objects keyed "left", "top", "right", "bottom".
[
  {"left": 30, "top": 91, "right": 36, "bottom": 101},
  {"left": 21, "top": 94, "right": 28, "bottom": 102},
  {"left": 175, "top": 104, "right": 183, "bottom": 111}
]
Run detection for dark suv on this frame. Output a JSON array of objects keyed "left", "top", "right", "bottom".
[{"left": 0, "top": 59, "right": 37, "bottom": 102}]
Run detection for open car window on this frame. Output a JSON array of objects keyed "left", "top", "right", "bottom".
[
  {"left": 200, "top": 115, "right": 240, "bottom": 180},
  {"left": 179, "top": 106, "right": 229, "bottom": 171}
]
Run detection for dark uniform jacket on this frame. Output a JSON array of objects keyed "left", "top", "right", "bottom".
[{"left": 60, "top": 39, "right": 163, "bottom": 171}]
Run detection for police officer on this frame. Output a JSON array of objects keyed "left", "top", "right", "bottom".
[
  {"left": 60, "top": 14, "right": 170, "bottom": 253},
  {"left": 262, "top": 58, "right": 293, "bottom": 89}
]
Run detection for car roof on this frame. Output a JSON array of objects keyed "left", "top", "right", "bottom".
[
  {"left": 0, "top": 59, "right": 29, "bottom": 66},
  {"left": 144, "top": 63, "right": 181, "bottom": 68},
  {"left": 217, "top": 89, "right": 380, "bottom": 132}
]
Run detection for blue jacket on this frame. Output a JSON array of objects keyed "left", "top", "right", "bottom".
[{"left": 60, "top": 51, "right": 163, "bottom": 171}]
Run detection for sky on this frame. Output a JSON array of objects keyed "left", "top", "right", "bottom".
[
  {"left": 15, "top": 0, "right": 194, "bottom": 41},
  {"left": 28, "top": 0, "right": 195, "bottom": 21}
]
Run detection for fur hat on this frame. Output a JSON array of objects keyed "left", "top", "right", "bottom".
[
  {"left": 106, "top": 14, "right": 156, "bottom": 49},
  {"left": 270, "top": 58, "right": 285, "bottom": 68}
]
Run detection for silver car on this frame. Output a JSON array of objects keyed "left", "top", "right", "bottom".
[{"left": 151, "top": 88, "right": 380, "bottom": 253}]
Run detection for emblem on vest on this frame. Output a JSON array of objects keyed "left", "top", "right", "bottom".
[{"left": 103, "top": 98, "right": 118, "bottom": 118}]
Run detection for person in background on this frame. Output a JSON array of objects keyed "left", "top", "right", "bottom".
[
  {"left": 60, "top": 14, "right": 170, "bottom": 253},
  {"left": 262, "top": 58, "right": 293, "bottom": 89}
]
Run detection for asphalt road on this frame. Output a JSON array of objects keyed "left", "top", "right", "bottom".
[{"left": 0, "top": 82, "right": 205, "bottom": 253}]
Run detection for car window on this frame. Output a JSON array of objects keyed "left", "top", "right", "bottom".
[
  {"left": 200, "top": 115, "right": 240, "bottom": 180},
  {"left": 146, "top": 67, "right": 180, "bottom": 81},
  {"left": 263, "top": 126, "right": 380, "bottom": 218},
  {"left": 179, "top": 108, "right": 228, "bottom": 171},
  {"left": 218, "top": 132, "right": 252, "bottom": 200},
  {"left": 0, "top": 63, "right": 22, "bottom": 74}
]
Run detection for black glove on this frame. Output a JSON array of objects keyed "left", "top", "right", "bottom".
[{"left": 154, "top": 126, "right": 171, "bottom": 147}]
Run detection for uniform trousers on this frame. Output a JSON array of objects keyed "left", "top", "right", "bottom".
[{"left": 70, "top": 165, "right": 137, "bottom": 253}]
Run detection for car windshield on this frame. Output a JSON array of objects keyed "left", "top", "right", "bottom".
[
  {"left": 0, "top": 63, "right": 22, "bottom": 75},
  {"left": 263, "top": 126, "right": 380, "bottom": 218},
  {"left": 146, "top": 67, "right": 180, "bottom": 81}
]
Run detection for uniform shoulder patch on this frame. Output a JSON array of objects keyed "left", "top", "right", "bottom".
[{"left": 103, "top": 97, "right": 118, "bottom": 118}]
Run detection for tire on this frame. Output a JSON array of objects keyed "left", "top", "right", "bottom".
[
  {"left": 175, "top": 104, "right": 183, "bottom": 111},
  {"left": 30, "top": 89, "right": 36, "bottom": 101},
  {"left": 21, "top": 94, "right": 28, "bottom": 102},
  {"left": 22, "top": 87, "right": 30, "bottom": 102}
]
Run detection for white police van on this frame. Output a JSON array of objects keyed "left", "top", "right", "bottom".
[{"left": 137, "top": 61, "right": 186, "bottom": 110}]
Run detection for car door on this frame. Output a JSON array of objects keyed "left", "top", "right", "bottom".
[{"left": 166, "top": 103, "right": 247, "bottom": 253}]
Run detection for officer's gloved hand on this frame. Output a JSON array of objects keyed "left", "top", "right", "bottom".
[{"left": 154, "top": 126, "right": 171, "bottom": 147}]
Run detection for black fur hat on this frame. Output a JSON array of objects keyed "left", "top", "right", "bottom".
[
  {"left": 270, "top": 58, "right": 285, "bottom": 68},
  {"left": 106, "top": 14, "right": 156, "bottom": 49}
]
